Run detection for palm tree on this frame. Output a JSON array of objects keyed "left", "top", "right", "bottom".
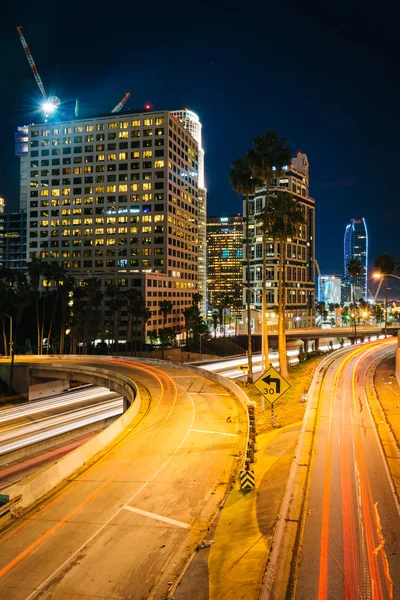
[
  {"left": 183, "top": 306, "right": 193, "bottom": 345},
  {"left": 46, "top": 263, "right": 66, "bottom": 353},
  {"left": 230, "top": 155, "right": 260, "bottom": 383},
  {"left": 158, "top": 300, "right": 173, "bottom": 359},
  {"left": 27, "top": 259, "right": 44, "bottom": 353},
  {"left": 268, "top": 192, "right": 305, "bottom": 379},
  {"left": 328, "top": 302, "right": 336, "bottom": 326},
  {"left": 247, "top": 133, "right": 292, "bottom": 369},
  {"left": 347, "top": 258, "right": 362, "bottom": 343},
  {"left": 212, "top": 311, "right": 219, "bottom": 338},
  {"left": 125, "top": 288, "right": 141, "bottom": 355},
  {"left": 106, "top": 284, "right": 125, "bottom": 353},
  {"left": 140, "top": 305, "right": 152, "bottom": 354},
  {"left": 374, "top": 254, "right": 397, "bottom": 336},
  {"left": 82, "top": 278, "right": 103, "bottom": 353}
]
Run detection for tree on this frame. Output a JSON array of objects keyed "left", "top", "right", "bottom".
[
  {"left": 212, "top": 311, "right": 219, "bottom": 338},
  {"left": 140, "top": 305, "right": 152, "bottom": 354},
  {"left": 158, "top": 300, "right": 173, "bottom": 359},
  {"left": 46, "top": 263, "right": 66, "bottom": 353},
  {"left": 247, "top": 132, "right": 292, "bottom": 368},
  {"left": 106, "top": 284, "right": 125, "bottom": 353},
  {"left": 217, "top": 294, "right": 231, "bottom": 338},
  {"left": 347, "top": 258, "right": 362, "bottom": 343},
  {"left": 268, "top": 192, "right": 305, "bottom": 379},
  {"left": 82, "top": 278, "right": 103, "bottom": 353},
  {"left": 27, "top": 259, "right": 44, "bottom": 353},
  {"left": 230, "top": 155, "right": 259, "bottom": 383},
  {"left": 125, "top": 288, "right": 141, "bottom": 355},
  {"left": 183, "top": 306, "right": 194, "bottom": 345}
]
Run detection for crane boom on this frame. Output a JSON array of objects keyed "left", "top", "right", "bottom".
[
  {"left": 17, "top": 26, "right": 46, "bottom": 99},
  {"left": 111, "top": 92, "right": 130, "bottom": 113}
]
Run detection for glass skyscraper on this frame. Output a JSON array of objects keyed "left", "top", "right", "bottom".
[{"left": 344, "top": 217, "right": 368, "bottom": 302}]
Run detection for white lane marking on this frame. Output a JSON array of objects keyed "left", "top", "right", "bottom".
[
  {"left": 122, "top": 505, "right": 189, "bottom": 529},
  {"left": 191, "top": 428, "right": 237, "bottom": 437},
  {"left": 23, "top": 380, "right": 196, "bottom": 600}
]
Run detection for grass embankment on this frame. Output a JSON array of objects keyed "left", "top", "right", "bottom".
[{"left": 237, "top": 355, "right": 325, "bottom": 433}]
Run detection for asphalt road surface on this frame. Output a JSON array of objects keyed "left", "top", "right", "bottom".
[
  {"left": 0, "top": 358, "right": 245, "bottom": 599},
  {"left": 295, "top": 339, "right": 400, "bottom": 600}
]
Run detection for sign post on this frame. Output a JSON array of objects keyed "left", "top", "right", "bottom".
[
  {"left": 238, "top": 363, "right": 249, "bottom": 383},
  {"left": 253, "top": 365, "right": 291, "bottom": 427}
]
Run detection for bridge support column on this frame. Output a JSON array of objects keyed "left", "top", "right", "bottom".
[
  {"left": 314, "top": 338, "right": 320, "bottom": 351},
  {"left": 302, "top": 340, "right": 309, "bottom": 353}
]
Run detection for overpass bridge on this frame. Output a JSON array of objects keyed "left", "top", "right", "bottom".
[{"left": 262, "top": 325, "right": 398, "bottom": 352}]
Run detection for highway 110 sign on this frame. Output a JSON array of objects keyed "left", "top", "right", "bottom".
[{"left": 253, "top": 365, "right": 291, "bottom": 404}]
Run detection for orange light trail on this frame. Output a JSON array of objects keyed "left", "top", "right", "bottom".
[{"left": 0, "top": 360, "right": 174, "bottom": 581}]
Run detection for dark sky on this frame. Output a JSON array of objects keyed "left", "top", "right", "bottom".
[{"left": 1, "top": 0, "right": 399, "bottom": 280}]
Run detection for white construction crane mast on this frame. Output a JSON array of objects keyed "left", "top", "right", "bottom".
[{"left": 17, "top": 27, "right": 130, "bottom": 118}]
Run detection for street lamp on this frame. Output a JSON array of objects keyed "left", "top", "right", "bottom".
[
  {"left": 373, "top": 272, "right": 400, "bottom": 336},
  {"left": 0, "top": 312, "right": 14, "bottom": 392}
]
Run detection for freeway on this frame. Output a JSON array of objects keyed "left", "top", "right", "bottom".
[
  {"left": 294, "top": 339, "right": 400, "bottom": 599},
  {"left": 0, "top": 386, "right": 123, "bottom": 457},
  {"left": 199, "top": 335, "right": 385, "bottom": 379},
  {"left": 0, "top": 357, "right": 244, "bottom": 600}
]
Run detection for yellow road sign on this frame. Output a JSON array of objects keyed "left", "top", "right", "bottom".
[
  {"left": 238, "top": 364, "right": 249, "bottom": 371},
  {"left": 253, "top": 365, "right": 291, "bottom": 404}
]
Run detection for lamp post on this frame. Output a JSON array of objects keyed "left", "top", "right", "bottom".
[
  {"left": 373, "top": 272, "right": 400, "bottom": 337},
  {"left": 1, "top": 312, "right": 14, "bottom": 392}
]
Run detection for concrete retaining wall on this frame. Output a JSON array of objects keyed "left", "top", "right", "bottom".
[
  {"left": 396, "top": 332, "right": 400, "bottom": 385},
  {"left": 2, "top": 364, "right": 140, "bottom": 511}
]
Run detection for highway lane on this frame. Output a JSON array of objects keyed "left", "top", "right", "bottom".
[
  {"left": 0, "top": 386, "right": 123, "bottom": 457},
  {"left": 0, "top": 358, "right": 245, "bottom": 600},
  {"left": 295, "top": 339, "right": 400, "bottom": 600}
]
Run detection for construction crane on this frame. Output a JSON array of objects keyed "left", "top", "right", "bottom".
[
  {"left": 111, "top": 92, "right": 130, "bottom": 113},
  {"left": 17, "top": 26, "right": 60, "bottom": 117}
]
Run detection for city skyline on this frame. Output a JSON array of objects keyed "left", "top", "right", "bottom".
[{"left": 0, "top": 2, "right": 398, "bottom": 278}]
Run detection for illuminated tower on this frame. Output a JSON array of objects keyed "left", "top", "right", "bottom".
[
  {"left": 344, "top": 218, "right": 368, "bottom": 302},
  {"left": 170, "top": 109, "right": 207, "bottom": 316}
]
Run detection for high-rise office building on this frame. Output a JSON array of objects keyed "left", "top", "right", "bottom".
[
  {"left": 206, "top": 214, "right": 243, "bottom": 313},
  {"left": 344, "top": 217, "right": 368, "bottom": 301},
  {"left": 244, "top": 152, "right": 315, "bottom": 329},
  {"left": 170, "top": 109, "right": 207, "bottom": 316},
  {"left": 16, "top": 109, "right": 200, "bottom": 343},
  {"left": 0, "top": 212, "right": 27, "bottom": 269}
]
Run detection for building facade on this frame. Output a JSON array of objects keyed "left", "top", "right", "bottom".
[
  {"left": 344, "top": 217, "right": 368, "bottom": 302},
  {"left": 244, "top": 152, "right": 315, "bottom": 330},
  {"left": 318, "top": 275, "right": 341, "bottom": 304},
  {"left": 206, "top": 214, "right": 243, "bottom": 313},
  {"left": 0, "top": 212, "right": 27, "bottom": 269},
  {"left": 17, "top": 109, "right": 200, "bottom": 343},
  {"left": 170, "top": 110, "right": 207, "bottom": 316}
]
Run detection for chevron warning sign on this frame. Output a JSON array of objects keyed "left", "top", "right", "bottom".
[{"left": 240, "top": 470, "right": 255, "bottom": 490}]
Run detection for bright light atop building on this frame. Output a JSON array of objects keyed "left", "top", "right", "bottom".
[{"left": 41, "top": 101, "right": 57, "bottom": 114}]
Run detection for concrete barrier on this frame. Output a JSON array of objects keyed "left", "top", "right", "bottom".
[
  {"left": 396, "top": 331, "right": 400, "bottom": 385},
  {"left": 1, "top": 364, "right": 141, "bottom": 512},
  {"left": 0, "top": 355, "right": 250, "bottom": 517}
]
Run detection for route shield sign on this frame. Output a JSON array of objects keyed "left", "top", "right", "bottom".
[{"left": 253, "top": 365, "right": 291, "bottom": 404}]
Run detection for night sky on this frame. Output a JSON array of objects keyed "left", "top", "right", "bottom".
[{"left": 1, "top": 0, "right": 399, "bottom": 286}]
